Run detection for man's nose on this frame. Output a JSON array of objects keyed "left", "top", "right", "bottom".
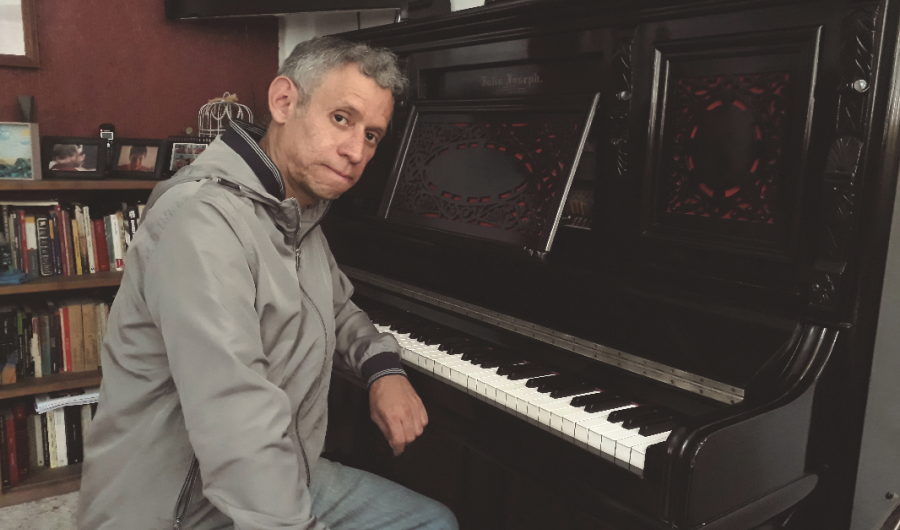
[{"left": 337, "top": 131, "right": 366, "bottom": 164}]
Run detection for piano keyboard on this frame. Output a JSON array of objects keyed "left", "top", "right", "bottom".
[{"left": 369, "top": 313, "right": 675, "bottom": 476}]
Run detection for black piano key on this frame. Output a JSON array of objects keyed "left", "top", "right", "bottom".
[
  {"left": 535, "top": 377, "right": 579, "bottom": 392},
  {"left": 638, "top": 420, "right": 678, "bottom": 437},
  {"left": 507, "top": 367, "right": 555, "bottom": 380},
  {"left": 607, "top": 406, "right": 655, "bottom": 423},
  {"left": 570, "top": 392, "right": 615, "bottom": 407},
  {"left": 480, "top": 357, "right": 524, "bottom": 369},
  {"left": 473, "top": 354, "right": 510, "bottom": 367},
  {"left": 584, "top": 399, "right": 632, "bottom": 413},
  {"left": 549, "top": 384, "right": 597, "bottom": 399},
  {"left": 623, "top": 412, "right": 672, "bottom": 430},
  {"left": 497, "top": 363, "right": 536, "bottom": 376},
  {"left": 460, "top": 346, "right": 495, "bottom": 361},
  {"left": 526, "top": 374, "right": 560, "bottom": 388}
]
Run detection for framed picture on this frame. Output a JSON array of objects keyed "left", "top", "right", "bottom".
[
  {"left": 110, "top": 139, "right": 165, "bottom": 180},
  {"left": 162, "top": 136, "right": 213, "bottom": 178},
  {"left": 41, "top": 137, "right": 106, "bottom": 180},
  {"left": 0, "top": 0, "right": 40, "bottom": 68},
  {"left": 0, "top": 122, "right": 41, "bottom": 180}
]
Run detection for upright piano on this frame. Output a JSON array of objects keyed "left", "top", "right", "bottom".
[{"left": 320, "top": 1, "right": 900, "bottom": 529}]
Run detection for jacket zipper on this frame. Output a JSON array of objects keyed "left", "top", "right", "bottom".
[
  {"left": 292, "top": 200, "right": 331, "bottom": 488},
  {"left": 173, "top": 456, "right": 200, "bottom": 530}
]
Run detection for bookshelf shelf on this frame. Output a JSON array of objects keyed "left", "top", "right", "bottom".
[
  {"left": 0, "top": 271, "right": 123, "bottom": 296},
  {"left": 0, "top": 180, "right": 158, "bottom": 191},
  {"left": 0, "top": 370, "right": 102, "bottom": 401},
  {"left": 0, "top": 463, "right": 82, "bottom": 508}
]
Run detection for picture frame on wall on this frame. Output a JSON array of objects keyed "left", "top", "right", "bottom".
[
  {"left": 0, "top": 122, "right": 41, "bottom": 180},
  {"left": 0, "top": 0, "right": 40, "bottom": 68},
  {"left": 110, "top": 139, "right": 165, "bottom": 180},
  {"left": 162, "top": 136, "right": 213, "bottom": 178},
  {"left": 41, "top": 137, "right": 106, "bottom": 180}
]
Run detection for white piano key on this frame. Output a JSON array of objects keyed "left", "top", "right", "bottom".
[
  {"left": 629, "top": 432, "right": 672, "bottom": 470},
  {"left": 615, "top": 431, "right": 671, "bottom": 466}
]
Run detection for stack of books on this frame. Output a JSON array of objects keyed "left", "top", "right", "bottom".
[
  {"left": 1, "top": 201, "right": 144, "bottom": 279},
  {"left": 0, "top": 400, "right": 94, "bottom": 492},
  {"left": 0, "top": 300, "right": 110, "bottom": 384}
]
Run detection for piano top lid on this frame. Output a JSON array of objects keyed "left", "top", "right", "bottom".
[{"left": 378, "top": 93, "right": 600, "bottom": 255}]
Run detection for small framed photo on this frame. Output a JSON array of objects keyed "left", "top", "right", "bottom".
[
  {"left": 110, "top": 139, "right": 165, "bottom": 180},
  {"left": 0, "top": 122, "right": 41, "bottom": 180},
  {"left": 41, "top": 137, "right": 106, "bottom": 180},
  {"left": 162, "top": 136, "right": 213, "bottom": 178}
]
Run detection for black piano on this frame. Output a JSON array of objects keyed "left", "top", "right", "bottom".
[{"left": 320, "top": 1, "right": 900, "bottom": 529}]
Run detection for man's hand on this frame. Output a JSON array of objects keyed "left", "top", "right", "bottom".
[{"left": 369, "top": 375, "right": 428, "bottom": 456}]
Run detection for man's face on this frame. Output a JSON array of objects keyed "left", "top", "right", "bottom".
[{"left": 276, "top": 63, "right": 393, "bottom": 205}]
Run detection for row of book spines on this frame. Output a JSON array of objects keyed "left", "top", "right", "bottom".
[
  {"left": 1, "top": 300, "right": 109, "bottom": 385},
  {"left": 0, "top": 403, "right": 94, "bottom": 492},
  {"left": 3, "top": 203, "right": 144, "bottom": 278}
]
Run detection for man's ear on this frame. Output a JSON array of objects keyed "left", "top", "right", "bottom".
[{"left": 268, "top": 76, "right": 298, "bottom": 125}]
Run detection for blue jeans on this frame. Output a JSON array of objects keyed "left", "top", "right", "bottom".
[{"left": 310, "top": 458, "right": 458, "bottom": 530}]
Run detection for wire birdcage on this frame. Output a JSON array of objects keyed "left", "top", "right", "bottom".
[{"left": 198, "top": 93, "right": 253, "bottom": 138}]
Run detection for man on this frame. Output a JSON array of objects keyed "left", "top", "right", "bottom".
[
  {"left": 49, "top": 144, "right": 88, "bottom": 171},
  {"left": 116, "top": 145, "right": 153, "bottom": 171},
  {"left": 78, "top": 37, "right": 457, "bottom": 530}
]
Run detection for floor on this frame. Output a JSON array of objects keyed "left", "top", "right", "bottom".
[{"left": 0, "top": 492, "right": 78, "bottom": 530}]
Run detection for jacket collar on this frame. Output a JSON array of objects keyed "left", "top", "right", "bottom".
[{"left": 220, "top": 119, "right": 286, "bottom": 201}]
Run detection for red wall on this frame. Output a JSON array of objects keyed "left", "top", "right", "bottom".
[{"left": 0, "top": 1, "right": 278, "bottom": 139}]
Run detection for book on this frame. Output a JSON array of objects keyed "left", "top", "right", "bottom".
[
  {"left": 81, "top": 300, "right": 99, "bottom": 371},
  {"left": 40, "top": 414, "right": 49, "bottom": 469},
  {"left": 24, "top": 213, "right": 37, "bottom": 279},
  {"left": 46, "top": 302, "right": 60, "bottom": 374},
  {"left": 61, "top": 208, "right": 76, "bottom": 276},
  {"left": 46, "top": 411, "right": 58, "bottom": 469},
  {"left": 38, "top": 312, "right": 50, "bottom": 377},
  {"left": 48, "top": 213, "right": 60, "bottom": 276},
  {"left": 53, "top": 205, "right": 67, "bottom": 276},
  {"left": 59, "top": 304, "right": 71, "bottom": 372},
  {"left": 92, "top": 220, "right": 110, "bottom": 272},
  {"left": 71, "top": 216, "right": 83, "bottom": 275},
  {"left": 31, "top": 413, "right": 44, "bottom": 468},
  {"left": 83, "top": 205, "right": 96, "bottom": 274},
  {"left": 34, "top": 387, "right": 100, "bottom": 414},
  {"left": 110, "top": 214, "right": 124, "bottom": 271},
  {"left": 64, "top": 406, "right": 83, "bottom": 465},
  {"left": 53, "top": 409, "right": 67, "bottom": 467},
  {"left": 104, "top": 215, "right": 116, "bottom": 271},
  {"left": 0, "top": 409, "right": 9, "bottom": 489},
  {"left": 30, "top": 311, "right": 41, "bottom": 378},
  {"left": 4, "top": 408, "right": 18, "bottom": 486},
  {"left": 17, "top": 210, "right": 28, "bottom": 275},
  {"left": 13, "top": 403, "right": 30, "bottom": 481},
  {"left": 27, "top": 412, "right": 38, "bottom": 471},
  {"left": 67, "top": 302, "right": 85, "bottom": 372},
  {"left": 80, "top": 404, "right": 93, "bottom": 448},
  {"left": 116, "top": 210, "right": 126, "bottom": 263},
  {"left": 36, "top": 216, "right": 53, "bottom": 277}
]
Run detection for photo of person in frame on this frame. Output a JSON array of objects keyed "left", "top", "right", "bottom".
[
  {"left": 49, "top": 144, "right": 99, "bottom": 171},
  {"left": 169, "top": 143, "right": 206, "bottom": 171},
  {"left": 116, "top": 145, "right": 159, "bottom": 172}
]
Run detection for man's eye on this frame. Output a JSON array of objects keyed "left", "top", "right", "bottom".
[
  {"left": 366, "top": 133, "right": 378, "bottom": 143},
  {"left": 334, "top": 114, "right": 346, "bottom": 124}
]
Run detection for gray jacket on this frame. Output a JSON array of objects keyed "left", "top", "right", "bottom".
[{"left": 77, "top": 136, "right": 401, "bottom": 530}]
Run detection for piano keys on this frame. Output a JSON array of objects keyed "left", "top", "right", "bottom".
[{"left": 366, "top": 307, "right": 675, "bottom": 475}]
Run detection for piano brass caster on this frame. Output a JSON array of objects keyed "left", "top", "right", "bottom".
[{"left": 886, "top": 492, "right": 896, "bottom": 500}]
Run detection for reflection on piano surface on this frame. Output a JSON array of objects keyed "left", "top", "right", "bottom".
[{"left": 321, "top": 1, "right": 900, "bottom": 529}]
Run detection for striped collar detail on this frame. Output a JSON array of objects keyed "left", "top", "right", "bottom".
[{"left": 221, "top": 119, "right": 286, "bottom": 201}]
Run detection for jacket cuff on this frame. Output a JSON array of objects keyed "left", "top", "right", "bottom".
[{"left": 361, "top": 351, "right": 407, "bottom": 388}]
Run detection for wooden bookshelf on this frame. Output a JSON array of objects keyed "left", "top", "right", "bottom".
[
  {"left": 0, "top": 370, "right": 102, "bottom": 401},
  {"left": 0, "top": 270, "right": 124, "bottom": 296},
  {"left": 0, "top": 180, "right": 158, "bottom": 191},
  {"left": 0, "top": 464, "right": 82, "bottom": 508},
  {"left": 0, "top": 179, "right": 152, "bottom": 507}
]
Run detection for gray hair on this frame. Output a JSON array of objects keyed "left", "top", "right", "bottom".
[{"left": 278, "top": 36, "right": 407, "bottom": 106}]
